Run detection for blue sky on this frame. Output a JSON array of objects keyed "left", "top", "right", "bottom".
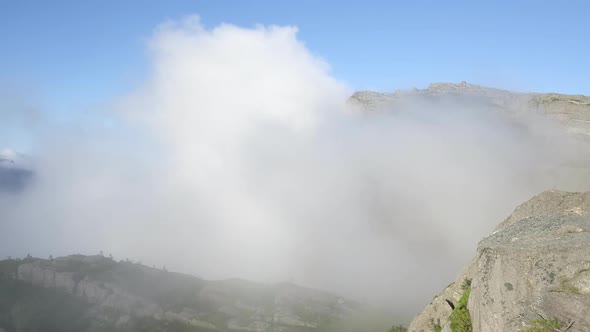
[{"left": 1, "top": 0, "right": 589, "bottom": 139}]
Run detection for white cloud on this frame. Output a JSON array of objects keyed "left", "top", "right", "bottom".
[{"left": 1, "top": 15, "right": 589, "bottom": 316}]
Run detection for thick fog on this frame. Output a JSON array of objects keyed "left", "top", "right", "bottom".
[{"left": 1, "top": 16, "right": 588, "bottom": 316}]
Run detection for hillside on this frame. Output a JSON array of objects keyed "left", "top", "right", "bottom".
[{"left": 0, "top": 255, "right": 392, "bottom": 332}]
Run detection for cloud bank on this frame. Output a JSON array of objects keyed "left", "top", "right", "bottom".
[{"left": 1, "top": 15, "right": 589, "bottom": 316}]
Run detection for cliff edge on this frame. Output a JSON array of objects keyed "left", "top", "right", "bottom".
[{"left": 409, "top": 190, "right": 590, "bottom": 332}]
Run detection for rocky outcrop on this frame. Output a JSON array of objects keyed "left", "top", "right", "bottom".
[
  {"left": 470, "top": 192, "right": 590, "bottom": 332},
  {"left": 347, "top": 82, "right": 590, "bottom": 138},
  {"left": 410, "top": 190, "right": 590, "bottom": 332}
]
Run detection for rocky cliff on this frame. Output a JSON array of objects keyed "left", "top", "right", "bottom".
[
  {"left": 347, "top": 82, "right": 590, "bottom": 138},
  {"left": 409, "top": 190, "right": 590, "bottom": 332}
]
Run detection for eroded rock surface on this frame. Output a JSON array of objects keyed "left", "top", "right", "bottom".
[
  {"left": 471, "top": 197, "right": 590, "bottom": 331},
  {"left": 410, "top": 190, "right": 590, "bottom": 332}
]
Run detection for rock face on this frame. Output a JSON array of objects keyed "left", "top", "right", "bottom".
[
  {"left": 409, "top": 190, "right": 590, "bottom": 332},
  {"left": 3, "top": 255, "right": 361, "bottom": 331},
  {"left": 347, "top": 82, "right": 590, "bottom": 138}
]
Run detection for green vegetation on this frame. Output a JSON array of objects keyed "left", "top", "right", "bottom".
[
  {"left": 427, "top": 280, "right": 472, "bottom": 332},
  {"left": 524, "top": 318, "right": 563, "bottom": 332},
  {"left": 430, "top": 279, "right": 473, "bottom": 332},
  {"left": 387, "top": 324, "right": 407, "bottom": 332},
  {"left": 448, "top": 279, "right": 472, "bottom": 332}
]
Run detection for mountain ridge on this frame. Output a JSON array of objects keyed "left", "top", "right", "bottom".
[
  {"left": 347, "top": 81, "right": 590, "bottom": 138},
  {"left": 0, "top": 254, "right": 394, "bottom": 332}
]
